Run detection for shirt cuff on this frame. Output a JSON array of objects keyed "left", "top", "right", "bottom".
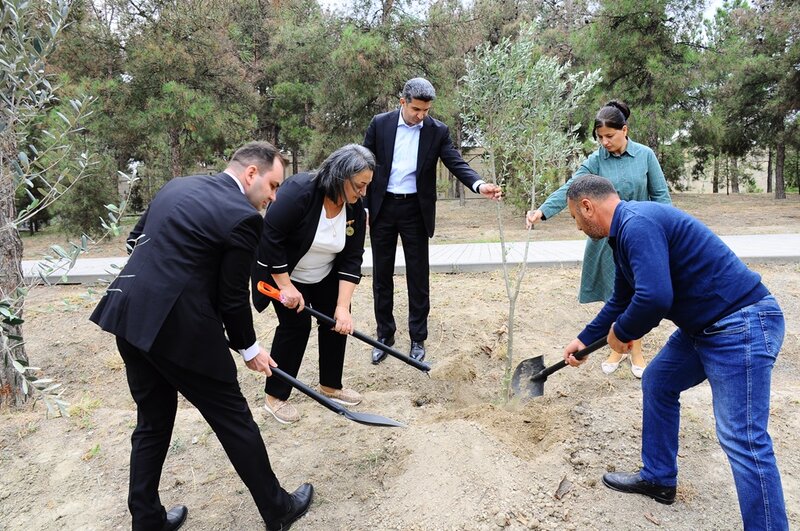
[
  {"left": 239, "top": 341, "right": 260, "bottom": 362},
  {"left": 473, "top": 180, "right": 485, "bottom": 194}
]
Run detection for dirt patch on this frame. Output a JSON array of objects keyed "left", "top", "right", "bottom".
[{"left": 4, "top": 194, "right": 800, "bottom": 530}]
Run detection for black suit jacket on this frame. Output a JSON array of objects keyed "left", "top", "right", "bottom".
[
  {"left": 90, "top": 173, "right": 262, "bottom": 381},
  {"left": 251, "top": 172, "right": 366, "bottom": 313},
  {"left": 363, "top": 109, "right": 481, "bottom": 237}
]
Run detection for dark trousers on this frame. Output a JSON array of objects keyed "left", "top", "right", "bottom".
[
  {"left": 117, "top": 337, "right": 290, "bottom": 530},
  {"left": 265, "top": 271, "right": 347, "bottom": 400},
  {"left": 370, "top": 195, "right": 430, "bottom": 342}
]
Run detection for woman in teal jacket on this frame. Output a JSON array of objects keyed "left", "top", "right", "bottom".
[{"left": 526, "top": 100, "right": 671, "bottom": 377}]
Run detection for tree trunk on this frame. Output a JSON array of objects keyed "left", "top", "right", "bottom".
[
  {"left": 730, "top": 156, "right": 740, "bottom": 194},
  {"left": 767, "top": 147, "right": 773, "bottom": 193},
  {"left": 713, "top": 153, "right": 719, "bottom": 193},
  {"left": 775, "top": 141, "right": 786, "bottom": 199},
  {"left": 169, "top": 129, "right": 183, "bottom": 178},
  {"left": 291, "top": 148, "right": 299, "bottom": 175},
  {"left": 0, "top": 130, "right": 29, "bottom": 407}
]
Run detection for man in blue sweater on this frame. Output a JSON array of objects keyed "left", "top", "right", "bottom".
[{"left": 561, "top": 174, "right": 787, "bottom": 530}]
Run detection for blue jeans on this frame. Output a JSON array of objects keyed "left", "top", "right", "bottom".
[{"left": 640, "top": 295, "right": 787, "bottom": 531}]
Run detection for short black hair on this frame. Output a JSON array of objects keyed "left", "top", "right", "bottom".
[
  {"left": 567, "top": 174, "right": 618, "bottom": 202},
  {"left": 230, "top": 141, "right": 285, "bottom": 172}
]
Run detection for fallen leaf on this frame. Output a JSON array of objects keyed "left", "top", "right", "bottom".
[
  {"left": 554, "top": 476, "right": 573, "bottom": 499},
  {"left": 644, "top": 512, "right": 661, "bottom": 525}
]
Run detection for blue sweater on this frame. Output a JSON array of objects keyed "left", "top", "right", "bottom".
[{"left": 578, "top": 201, "right": 769, "bottom": 345}]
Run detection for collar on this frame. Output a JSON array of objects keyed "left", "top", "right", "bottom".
[
  {"left": 223, "top": 171, "right": 245, "bottom": 194},
  {"left": 600, "top": 138, "right": 638, "bottom": 160},
  {"left": 608, "top": 200, "right": 627, "bottom": 242},
  {"left": 397, "top": 110, "right": 423, "bottom": 130}
]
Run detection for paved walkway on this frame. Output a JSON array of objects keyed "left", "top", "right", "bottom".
[{"left": 21, "top": 233, "right": 800, "bottom": 284}]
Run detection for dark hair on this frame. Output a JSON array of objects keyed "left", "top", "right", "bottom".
[
  {"left": 402, "top": 77, "right": 436, "bottom": 102},
  {"left": 230, "top": 141, "right": 285, "bottom": 172},
  {"left": 314, "top": 144, "right": 376, "bottom": 203},
  {"left": 566, "top": 174, "right": 618, "bottom": 202},
  {"left": 592, "top": 100, "right": 630, "bottom": 140}
]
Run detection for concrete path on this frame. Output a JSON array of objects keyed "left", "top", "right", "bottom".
[{"left": 21, "top": 233, "right": 800, "bottom": 285}]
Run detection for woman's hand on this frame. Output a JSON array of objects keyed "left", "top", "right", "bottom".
[
  {"left": 562, "top": 338, "right": 588, "bottom": 367},
  {"left": 279, "top": 283, "right": 305, "bottom": 312},
  {"left": 332, "top": 305, "right": 353, "bottom": 335}
]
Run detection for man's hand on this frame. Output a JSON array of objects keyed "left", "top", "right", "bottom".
[
  {"left": 562, "top": 338, "right": 587, "bottom": 367},
  {"left": 479, "top": 183, "right": 502, "bottom": 201},
  {"left": 607, "top": 323, "right": 634, "bottom": 354},
  {"left": 526, "top": 209, "right": 543, "bottom": 229},
  {"left": 245, "top": 347, "right": 278, "bottom": 376},
  {"left": 332, "top": 305, "right": 353, "bottom": 335}
]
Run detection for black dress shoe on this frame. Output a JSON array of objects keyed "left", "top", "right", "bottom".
[
  {"left": 409, "top": 341, "right": 426, "bottom": 362},
  {"left": 371, "top": 335, "right": 394, "bottom": 364},
  {"left": 267, "top": 483, "right": 314, "bottom": 531},
  {"left": 602, "top": 472, "right": 675, "bottom": 505},
  {"left": 160, "top": 505, "right": 188, "bottom": 531}
]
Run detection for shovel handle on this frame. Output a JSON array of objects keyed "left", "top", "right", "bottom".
[
  {"left": 256, "top": 281, "right": 431, "bottom": 373},
  {"left": 534, "top": 337, "right": 608, "bottom": 381}
]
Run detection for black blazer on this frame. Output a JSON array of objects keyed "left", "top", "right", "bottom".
[
  {"left": 252, "top": 172, "right": 366, "bottom": 313},
  {"left": 90, "top": 173, "right": 262, "bottom": 381},
  {"left": 363, "top": 109, "right": 481, "bottom": 237}
]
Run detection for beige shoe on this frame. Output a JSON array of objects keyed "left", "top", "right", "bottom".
[
  {"left": 318, "top": 386, "right": 363, "bottom": 406},
  {"left": 264, "top": 396, "right": 300, "bottom": 424}
]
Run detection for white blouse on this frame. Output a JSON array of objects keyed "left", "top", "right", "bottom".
[{"left": 290, "top": 205, "right": 346, "bottom": 284}]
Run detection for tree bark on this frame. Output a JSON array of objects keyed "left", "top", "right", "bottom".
[
  {"left": 713, "top": 153, "right": 719, "bottom": 193},
  {"left": 767, "top": 147, "right": 773, "bottom": 193},
  {"left": 730, "top": 156, "right": 740, "bottom": 194},
  {"left": 169, "top": 129, "right": 183, "bottom": 178},
  {"left": 0, "top": 130, "right": 29, "bottom": 407},
  {"left": 775, "top": 140, "right": 786, "bottom": 199}
]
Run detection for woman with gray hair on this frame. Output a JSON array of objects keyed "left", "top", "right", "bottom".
[{"left": 252, "top": 144, "right": 375, "bottom": 424}]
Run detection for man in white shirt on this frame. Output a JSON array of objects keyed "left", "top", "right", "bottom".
[{"left": 363, "top": 78, "right": 502, "bottom": 363}]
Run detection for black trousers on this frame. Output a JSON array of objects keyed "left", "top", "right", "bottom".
[
  {"left": 117, "top": 337, "right": 290, "bottom": 530},
  {"left": 265, "top": 270, "right": 347, "bottom": 400},
  {"left": 370, "top": 195, "right": 430, "bottom": 342}
]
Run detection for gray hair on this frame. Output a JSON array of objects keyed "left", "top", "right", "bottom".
[
  {"left": 402, "top": 77, "right": 436, "bottom": 102},
  {"left": 315, "top": 144, "right": 376, "bottom": 203},
  {"left": 566, "top": 174, "right": 618, "bottom": 202}
]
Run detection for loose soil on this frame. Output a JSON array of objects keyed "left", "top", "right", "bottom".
[{"left": 3, "top": 193, "right": 799, "bottom": 530}]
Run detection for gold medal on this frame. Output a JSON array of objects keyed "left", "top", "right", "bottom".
[{"left": 345, "top": 226, "right": 355, "bottom": 236}]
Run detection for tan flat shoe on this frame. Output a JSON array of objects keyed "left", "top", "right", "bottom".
[{"left": 264, "top": 396, "right": 300, "bottom": 424}]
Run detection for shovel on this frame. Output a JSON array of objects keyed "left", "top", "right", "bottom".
[
  {"left": 269, "top": 366, "right": 405, "bottom": 428},
  {"left": 226, "top": 342, "right": 405, "bottom": 428},
  {"left": 511, "top": 337, "right": 608, "bottom": 399},
  {"left": 257, "top": 281, "right": 431, "bottom": 373}
]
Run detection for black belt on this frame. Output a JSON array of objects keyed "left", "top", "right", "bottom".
[{"left": 386, "top": 192, "right": 417, "bottom": 199}]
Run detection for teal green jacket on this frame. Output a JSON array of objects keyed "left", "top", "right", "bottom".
[{"left": 539, "top": 139, "right": 672, "bottom": 303}]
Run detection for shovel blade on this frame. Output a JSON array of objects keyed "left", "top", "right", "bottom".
[
  {"left": 342, "top": 410, "right": 407, "bottom": 428},
  {"left": 511, "top": 355, "right": 546, "bottom": 399}
]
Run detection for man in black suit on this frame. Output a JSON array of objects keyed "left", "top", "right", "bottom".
[
  {"left": 364, "top": 77, "right": 502, "bottom": 363},
  {"left": 90, "top": 142, "right": 312, "bottom": 531}
]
